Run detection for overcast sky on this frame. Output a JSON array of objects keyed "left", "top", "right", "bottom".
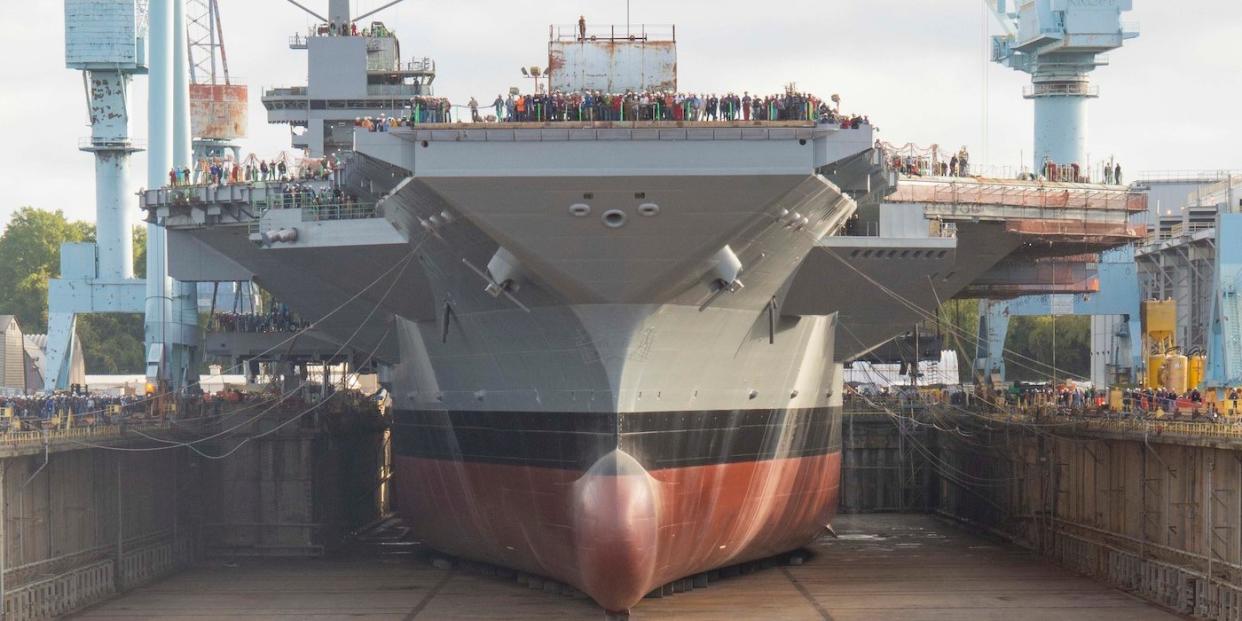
[{"left": 2, "top": 0, "right": 1240, "bottom": 229}]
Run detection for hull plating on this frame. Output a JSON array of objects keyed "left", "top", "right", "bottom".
[{"left": 393, "top": 442, "right": 841, "bottom": 611}]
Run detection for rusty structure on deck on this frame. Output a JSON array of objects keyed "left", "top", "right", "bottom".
[
  {"left": 187, "top": 0, "right": 247, "bottom": 156},
  {"left": 547, "top": 23, "right": 677, "bottom": 94}
]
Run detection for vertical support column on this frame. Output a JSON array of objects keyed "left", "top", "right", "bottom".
[
  {"left": 43, "top": 313, "right": 78, "bottom": 393},
  {"left": 1, "top": 460, "right": 6, "bottom": 621},
  {"left": 1205, "top": 452, "right": 1214, "bottom": 613},
  {"left": 84, "top": 71, "right": 136, "bottom": 281},
  {"left": 146, "top": 0, "right": 174, "bottom": 387},
  {"left": 328, "top": 0, "right": 351, "bottom": 26},
  {"left": 1031, "top": 91, "right": 1090, "bottom": 173},
  {"left": 115, "top": 454, "right": 124, "bottom": 592},
  {"left": 172, "top": 0, "right": 200, "bottom": 388}
]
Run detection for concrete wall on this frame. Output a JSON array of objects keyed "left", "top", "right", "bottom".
[
  {"left": 198, "top": 410, "right": 389, "bottom": 557},
  {"left": 840, "top": 405, "right": 1242, "bottom": 618},
  {"left": 0, "top": 448, "right": 194, "bottom": 620},
  {"left": 932, "top": 424, "right": 1242, "bottom": 619},
  {"left": 839, "top": 412, "right": 932, "bottom": 514}
]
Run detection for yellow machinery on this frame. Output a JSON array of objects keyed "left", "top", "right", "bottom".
[
  {"left": 1165, "top": 352, "right": 1189, "bottom": 394},
  {"left": 1146, "top": 353, "right": 1167, "bottom": 390},
  {"left": 1141, "top": 299, "right": 1182, "bottom": 390},
  {"left": 1108, "top": 387, "right": 1124, "bottom": 411},
  {"left": 1188, "top": 355, "right": 1206, "bottom": 391}
]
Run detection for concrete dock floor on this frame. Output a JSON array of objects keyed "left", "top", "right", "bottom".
[{"left": 71, "top": 514, "right": 1179, "bottom": 620}]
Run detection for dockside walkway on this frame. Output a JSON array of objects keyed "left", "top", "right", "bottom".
[{"left": 845, "top": 392, "right": 1242, "bottom": 446}]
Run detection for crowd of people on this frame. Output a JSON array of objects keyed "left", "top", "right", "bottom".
[
  {"left": 268, "top": 181, "right": 363, "bottom": 216},
  {"left": 491, "top": 90, "right": 844, "bottom": 124},
  {"left": 357, "top": 90, "right": 870, "bottom": 129},
  {"left": 999, "top": 383, "right": 1242, "bottom": 421},
  {"left": 1038, "top": 158, "right": 1123, "bottom": 185},
  {"left": 848, "top": 381, "right": 1242, "bottom": 425},
  {"left": 165, "top": 155, "right": 338, "bottom": 189},
  {"left": 0, "top": 393, "right": 151, "bottom": 428},
  {"left": 887, "top": 146, "right": 972, "bottom": 178},
  {"left": 302, "top": 19, "right": 393, "bottom": 40},
  {"left": 208, "top": 305, "right": 310, "bottom": 334}
]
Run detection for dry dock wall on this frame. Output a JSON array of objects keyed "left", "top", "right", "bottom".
[
  {"left": 935, "top": 427, "right": 1242, "bottom": 620},
  {"left": 841, "top": 406, "right": 1242, "bottom": 620},
  {"left": 0, "top": 408, "right": 388, "bottom": 620},
  {"left": 0, "top": 449, "right": 194, "bottom": 620}
]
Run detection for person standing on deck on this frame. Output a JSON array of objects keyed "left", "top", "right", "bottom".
[{"left": 493, "top": 95, "right": 505, "bottom": 122}]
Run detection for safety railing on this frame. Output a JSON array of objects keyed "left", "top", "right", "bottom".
[
  {"left": 0, "top": 418, "right": 186, "bottom": 454},
  {"left": 366, "top": 83, "right": 429, "bottom": 98},
  {"left": 1, "top": 535, "right": 193, "bottom": 621},
  {"left": 301, "top": 201, "right": 380, "bottom": 222},
  {"left": 264, "top": 86, "right": 308, "bottom": 98},
  {"left": 1136, "top": 170, "right": 1242, "bottom": 183},
  {"left": 120, "top": 539, "right": 182, "bottom": 588},
  {"left": 1023, "top": 83, "right": 1100, "bottom": 98},
  {"left": 889, "top": 177, "right": 1148, "bottom": 213},
  {"left": 404, "top": 58, "right": 435, "bottom": 73},
  {"left": 1079, "top": 418, "right": 1242, "bottom": 441},
  {"left": 76, "top": 137, "right": 146, "bottom": 150},
  {"left": 3, "top": 559, "right": 114, "bottom": 621},
  {"left": 966, "top": 407, "right": 1242, "bottom": 443},
  {"left": 550, "top": 23, "right": 675, "bottom": 42}
]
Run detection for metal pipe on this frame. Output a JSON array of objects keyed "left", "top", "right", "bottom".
[
  {"left": 173, "top": 0, "right": 191, "bottom": 169},
  {"left": 1, "top": 460, "right": 6, "bottom": 619},
  {"left": 353, "top": 0, "right": 407, "bottom": 23},
  {"left": 284, "top": 0, "right": 326, "bottom": 22},
  {"left": 173, "top": 0, "right": 201, "bottom": 390},
  {"left": 21, "top": 432, "right": 49, "bottom": 488},
  {"left": 146, "top": 0, "right": 174, "bottom": 385},
  {"left": 116, "top": 455, "right": 124, "bottom": 590}
]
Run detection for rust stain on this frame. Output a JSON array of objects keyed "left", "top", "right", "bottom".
[
  {"left": 547, "top": 40, "right": 677, "bottom": 93},
  {"left": 190, "top": 84, "right": 249, "bottom": 140}
]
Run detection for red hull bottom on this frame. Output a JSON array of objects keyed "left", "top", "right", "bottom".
[{"left": 394, "top": 450, "right": 841, "bottom": 611}]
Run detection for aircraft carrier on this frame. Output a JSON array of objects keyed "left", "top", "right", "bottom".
[
  {"left": 140, "top": 1, "right": 1143, "bottom": 614},
  {"left": 150, "top": 10, "right": 873, "bottom": 612}
]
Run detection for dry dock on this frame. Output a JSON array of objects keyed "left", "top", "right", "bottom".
[{"left": 70, "top": 514, "right": 1175, "bottom": 620}]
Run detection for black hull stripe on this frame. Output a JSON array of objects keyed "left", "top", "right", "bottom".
[{"left": 392, "top": 407, "right": 842, "bottom": 471}]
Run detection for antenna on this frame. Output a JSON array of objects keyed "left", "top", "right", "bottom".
[
  {"left": 186, "top": 0, "right": 247, "bottom": 157},
  {"left": 187, "top": 0, "right": 230, "bottom": 85}
]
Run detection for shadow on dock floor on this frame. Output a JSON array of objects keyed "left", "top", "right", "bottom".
[{"left": 70, "top": 514, "right": 1179, "bottom": 620}]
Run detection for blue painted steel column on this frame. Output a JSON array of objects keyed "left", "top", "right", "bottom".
[
  {"left": 146, "top": 0, "right": 174, "bottom": 384},
  {"left": 1207, "top": 214, "right": 1242, "bottom": 388},
  {"left": 86, "top": 72, "right": 136, "bottom": 281},
  {"left": 1032, "top": 91, "right": 1089, "bottom": 174},
  {"left": 172, "top": 0, "right": 200, "bottom": 387},
  {"left": 976, "top": 247, "right": 1143, "bottom": 386}
]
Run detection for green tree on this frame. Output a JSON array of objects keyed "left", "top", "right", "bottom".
[
  {"left": 0, "top": 207, "right": 148, "bottom": 374},
  {"left": 0, "top": 207, "right": 91, "bottom": 332},
  {"left": 937, "top": 299, "right": 981, "bottom": 382},
  {"left": 1004, "top": 315, "right": 1091, "bottom": 382}
]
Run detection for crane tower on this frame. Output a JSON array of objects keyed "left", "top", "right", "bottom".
[
  {"left": 988, "top": 0, "right": 1138, "bottom": 172},
  {"left": 186, "top": 0, "right": 248, "bottom": 160}
]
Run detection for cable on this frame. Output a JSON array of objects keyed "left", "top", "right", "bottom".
[
  {"left": 69, "top": 243, "right": 421, "bottom": 453},
  {"left": 56, "top": 236, "right": 423, "bottom": 421},
  {"left": 189, "top": 322, "right": 394, "bottom": 460},
  {"left": 825, "top": 246, "right": 1090, "bottom": 383}
]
